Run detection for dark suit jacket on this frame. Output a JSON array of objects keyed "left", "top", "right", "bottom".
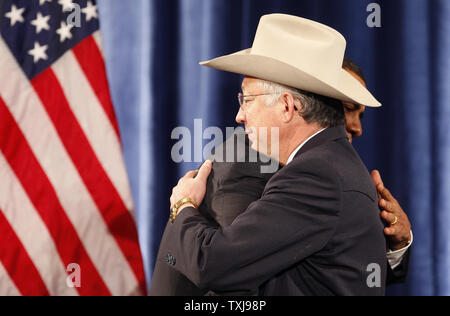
[
  {"left": 155, "top": 126, "right": 388, "bottom": 296},
  {"left": 150, "top": 131, "right": 276, "bottom": 296},
  {"left": 387, "top": 247, "right": 411, "bottom": 284}
]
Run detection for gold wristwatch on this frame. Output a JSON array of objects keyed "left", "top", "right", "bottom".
[{"left": 170, "top": 198, "right": 198, "bottom": 223}]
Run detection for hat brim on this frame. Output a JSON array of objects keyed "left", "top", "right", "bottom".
[{"left": 200, "top": 49, "right": 381, "bottom": 108}]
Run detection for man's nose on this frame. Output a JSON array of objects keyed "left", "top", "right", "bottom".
[
  {"left": 347, "top": 121, "right": 363, "bottom": 140},
  {"left": 235, "top": 108, "right": 246, "bottom": 124}
]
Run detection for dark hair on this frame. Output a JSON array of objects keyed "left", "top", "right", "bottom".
[
  {"left": 343, "top": 58, "right": 366, "bottom": 83},
  {"left": 296, "top": 90, "right": 345, "bottom": 128}
]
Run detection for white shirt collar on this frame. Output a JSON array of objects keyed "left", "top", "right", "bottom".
[{"left": 286, "top": 128, "right": 327, "bottom": 165}]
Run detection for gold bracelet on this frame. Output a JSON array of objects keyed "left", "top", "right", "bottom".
[{"left": 170, "top": 198, "right": 198, "bottom": 223}]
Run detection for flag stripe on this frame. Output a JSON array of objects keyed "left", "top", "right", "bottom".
[
  {"left": 0, "top": 100, "right": 111, "bottom": 296},
  {"left": 52, "top": 45, "right": 134, "bottom": 213},
  {"left": 0, "top": 262, "right": 21, "bottom": 296},
  {"left": 31, "top": 68, "right": 147, "bottom": 295},
  {"left": 93, "top": 31, "right": 104, "bottom": 58},
  {"left": 0, "top": 148, "right": 78, "bottom": 296},
  {"left": 0, "top": 208, "right": 50, "bottom": 296},
  {"left": 72, "top": 34, "right": 121, "bottom": 139},
  {"left": 0, "top": 1, "right": 146, "bottom": 296},
  {"left": 0, "top": 38, "right": 139, "bottom": 296}
]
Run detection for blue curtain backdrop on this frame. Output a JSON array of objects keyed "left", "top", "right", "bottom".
[{"left": 97, "top": 0, "right": 450, "bottom": 296}]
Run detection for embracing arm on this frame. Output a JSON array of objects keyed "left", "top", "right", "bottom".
[{"left": 165, "top": 159, "right": 341, "bottom": 292}]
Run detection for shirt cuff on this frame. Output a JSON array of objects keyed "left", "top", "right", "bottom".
[{"left": 387, "top": 231, "right": 413, "bottom": 270}]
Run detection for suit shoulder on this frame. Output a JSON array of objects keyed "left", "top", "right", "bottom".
[
  {"left": 282, "top": 148, "right": 342, "bottom": 185},
  {"left": 266, "top": 150, "right": 343, "bottom": 204},
  {"left": 299, "top": 139, "right": 377, "bottom": 201}
]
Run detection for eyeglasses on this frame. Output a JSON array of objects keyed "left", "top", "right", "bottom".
[
  {"left": 237, "top": 92, "right": 299, "bottom": 111},
  {"left": 237, "top": 93, "right": 280, "bottom": 110}
]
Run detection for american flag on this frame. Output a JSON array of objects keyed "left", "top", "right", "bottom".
[{"left": 0, "top": 0, "right": 146, "bottom": 296}]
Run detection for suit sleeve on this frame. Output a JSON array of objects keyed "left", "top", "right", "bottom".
[
  {"left": 387, "top": 248, "right": 410, "bottom": 285},
  {"left": 164, "top": 158, "right": 342, "bottom": 292}
]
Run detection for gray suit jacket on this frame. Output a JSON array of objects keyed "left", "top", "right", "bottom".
[{"left": 153, "top": 126, "right": 387, "bottom": 296}]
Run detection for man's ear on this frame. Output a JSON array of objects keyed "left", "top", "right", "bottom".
[{"left": 281, "top": 92, "right": 297, "bottom": 123}]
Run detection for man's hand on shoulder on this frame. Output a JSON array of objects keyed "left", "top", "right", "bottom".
[
  {"left": 371, "top": 170, "right": 412, "bottom": 251},
  {"left": 170, "top": 160, "right": 213, "bottom": 215}
]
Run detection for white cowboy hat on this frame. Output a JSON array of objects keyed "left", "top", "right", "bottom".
[{"left": 200, "top": 14, "right": 381, "bottom": 108}]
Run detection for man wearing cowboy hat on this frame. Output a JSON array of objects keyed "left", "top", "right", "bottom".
[
  {"left": 163, "top": 14, "right": 388, "bottom": 295},
  {"left": 150, "top": 61, "right": 412, "bottom": 296}
]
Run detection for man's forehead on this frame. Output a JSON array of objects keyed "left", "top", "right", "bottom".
[{"left": 241, "top": 76, "right": 262, "bottom": 91}]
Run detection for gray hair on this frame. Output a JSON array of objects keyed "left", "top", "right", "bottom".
[{"left": 256, "top": 80, "right": 345, "bottom": 128}]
